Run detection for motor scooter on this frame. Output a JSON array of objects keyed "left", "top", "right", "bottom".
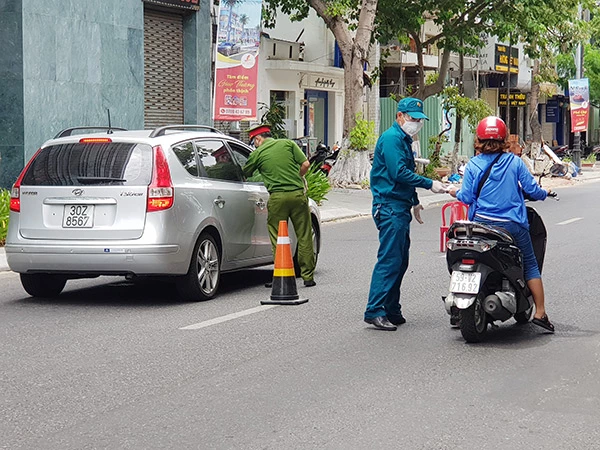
[
  {"left": 443, "top": 191, "right": 558, "bottom": 343},
  {"left": 309, "top": 142, "right": 340, "bottom": 176}
]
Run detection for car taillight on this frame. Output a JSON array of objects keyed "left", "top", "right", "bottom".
[
  {"left": 147, "top": 145, "right": 174, "bottom": 212},
  {"left": 10, "top": 148, "right": 42, "bottom": 213}
]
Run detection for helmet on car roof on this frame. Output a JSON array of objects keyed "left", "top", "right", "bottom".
[{"left": 476, "top": 116, "right": 507, "bottom": 141}]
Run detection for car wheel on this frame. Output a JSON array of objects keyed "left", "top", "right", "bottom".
[
  {"left": 20, "top": 273, "right": 67, "bottom": 298},
  {"left": 176, "top": 232, "right": 221, "bottom": 301},
  {"left": 293, "top": 217, "right": 320, "bottom": 276}
]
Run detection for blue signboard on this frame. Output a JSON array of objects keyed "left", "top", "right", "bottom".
[{"left": 545, "top": 99, "right": 559, "bottom": 123}]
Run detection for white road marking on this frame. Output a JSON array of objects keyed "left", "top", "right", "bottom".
[
  {"left": 557, "top": 217, "right": 583, "bottom": 225},
  {"left": 180, "top": 305, "right": 279, "bottom": 330}
]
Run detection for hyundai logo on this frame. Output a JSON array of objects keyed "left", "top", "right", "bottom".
[{"left": 72, "top": 189, "right": 84, "bottom": 196}]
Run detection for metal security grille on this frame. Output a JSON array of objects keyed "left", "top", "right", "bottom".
[{"left": 144, "top": 9, "right": 184, "bottom": 128}]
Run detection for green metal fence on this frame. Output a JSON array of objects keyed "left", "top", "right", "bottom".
[{"left": 379, "top": 97, "right": 474, "bottom": 159}]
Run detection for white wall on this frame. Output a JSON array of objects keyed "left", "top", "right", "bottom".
[{"left": 264, "top": 10, "right": 335, "bottom": 65}]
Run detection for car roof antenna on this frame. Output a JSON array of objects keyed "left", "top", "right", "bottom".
[{"left": 107, "top": 109, "right": 113, "bottom": 134}]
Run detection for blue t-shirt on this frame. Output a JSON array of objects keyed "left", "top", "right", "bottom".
[{"left": 456, "top": 152, "right": 547, "bottom": 227}]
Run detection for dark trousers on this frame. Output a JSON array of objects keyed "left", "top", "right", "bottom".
[{"left": 364, "top": 204, "right": 411, "bottom": 321}]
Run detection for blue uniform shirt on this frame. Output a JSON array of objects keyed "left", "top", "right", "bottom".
[
  {"left": 370, "top": 121, "right": 434, "bottom": 211},
  {"left": 457, "top": 152, "right": 547, "bottom": 227}
]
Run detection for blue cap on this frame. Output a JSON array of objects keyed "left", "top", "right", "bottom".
[{"left": 397, "top": 97, "right": 429, "bottom": 120}]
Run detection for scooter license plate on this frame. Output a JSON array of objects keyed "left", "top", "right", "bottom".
[{"left": 450, "top": 271, "right": 481, "bottom": 294}]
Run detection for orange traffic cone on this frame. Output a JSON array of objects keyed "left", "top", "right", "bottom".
[{"left": 261, "top": 220, "right": 308, "bottom": 306}]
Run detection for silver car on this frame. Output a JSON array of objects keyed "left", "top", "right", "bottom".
[{"left": 6, "top": 125, "right": 321, "bottom": 300}]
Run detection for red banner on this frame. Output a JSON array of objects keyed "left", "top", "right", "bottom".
[
  {"left": 213, "top": 0, "right": 261, "bottom": 121},
  {"left": 214, "top": 53, "right": 259, "bottom": 120},
  {"left": 568, "top": 78, "right": 590, "bottom": 133}
]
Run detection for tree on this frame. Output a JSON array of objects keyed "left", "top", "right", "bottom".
[
  {"left": 261, "top": 0, "right": 589, "bottom": 185},
  {"left": 505, "top": 0, "right": 587, "bottom": 152},
  {"left": 262, "top": 0, "right": 377, "bottom": 136}
]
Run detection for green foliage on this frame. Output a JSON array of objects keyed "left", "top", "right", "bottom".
[
  {"left": 0, "top": 189, "right": 10, "bottom": 246},
  {"left": 425, "top": 72, "right": 439, "bottom": 86},
  {"left": 348, "top": 114, "right": 376, "bottom": 151},
  {"left": 583, "top": 153, "right": 597, "bottom": 164},
  {"left": 424, "top": 134, "right": 448, "bottom": 179},
  {"left": 584, "top": 44, "right": 600, "bottom": 105},
  {"left": 258, "top": 94, "right": 287, "bottom": 139},
  {"left": 305, "top": 163, "right": 331, "bottom": 205},
  {"left": 441, "top": 86, "right": 494, "bottom": 131}
]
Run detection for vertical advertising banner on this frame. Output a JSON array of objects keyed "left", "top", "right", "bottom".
[
  {"left": 568, "top": 78, "right": 590, "bottom": 133},
  {"left": 213, "top": 0, "right": 262, "bottom": 121}
]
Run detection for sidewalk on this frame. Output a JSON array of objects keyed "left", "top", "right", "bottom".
[
  {"left": 319, "top": 165, "right": 600, "bottom": 223},
  {"left": 1, "top": 167, "right": 599, "bottom": 273},
  {"left": 319, "top": 187, "right": 448, "bottom": 222}
]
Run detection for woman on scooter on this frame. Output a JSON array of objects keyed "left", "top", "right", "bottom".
[{"left": 447, "top": 116, "right": 555, "bottom": 332}]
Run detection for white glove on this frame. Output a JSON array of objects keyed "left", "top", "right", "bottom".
[
  {"left": 430, "top": 180, "right": 448, "bottom": 194},
  {"left": 412, "top": 204, "right": 424, "bottom": 224}
]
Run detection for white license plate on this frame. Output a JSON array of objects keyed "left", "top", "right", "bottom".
[
  {"left": 62, "top": 205, "right": 94, "bottom": 228},
  {"left": 449, "top": 271, "right": 481, "bottom": 294}
]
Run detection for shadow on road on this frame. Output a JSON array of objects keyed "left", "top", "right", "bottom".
[
  {"left": 451, "top": 321, "right": 599, "bottom": 349},
  {"left": 11, "top": 267, "right": 275, "bottom": 308}
]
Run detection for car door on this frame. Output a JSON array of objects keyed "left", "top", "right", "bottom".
[
  {"left": 195, "top": 139, "right": 256, "bottom": 264},
  {"left": 226, "top": 140, "right": 272, "bottom": 260}
]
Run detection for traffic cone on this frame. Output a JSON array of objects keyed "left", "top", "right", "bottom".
[{"left": 261, "top": 220, "right": 308, "bottom": 306}]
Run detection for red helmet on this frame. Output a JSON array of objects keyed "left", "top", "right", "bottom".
[{"left": 476, "top": 116, "right": 507, "bottom": 141}]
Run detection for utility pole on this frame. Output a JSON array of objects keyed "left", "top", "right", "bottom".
[{"left": 572, "top": 3, "right": 583, "bottom": 168}]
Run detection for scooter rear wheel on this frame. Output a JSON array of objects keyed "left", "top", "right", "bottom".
[{"left": 459, "top": 293, "right": 488, "bottom": 343}]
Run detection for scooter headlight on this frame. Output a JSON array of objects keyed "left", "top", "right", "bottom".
[{"left": 446, "top": 239, "right": 495, "bottom": 252}]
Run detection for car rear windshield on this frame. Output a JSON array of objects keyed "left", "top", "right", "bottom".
[{"left": 22, "top": 142, "right": 153, "bottom": 186}]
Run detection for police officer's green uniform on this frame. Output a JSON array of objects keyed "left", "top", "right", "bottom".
[{"left": 243, "top": 137, "right": 315, "bottom": 282}]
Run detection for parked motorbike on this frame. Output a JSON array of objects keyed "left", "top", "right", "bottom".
[
  {"left": 443, "top": 191, "right": 558, "bottom": 343},
  {"left": 309, "top": 142, "right": 340, "bottom": 176}
]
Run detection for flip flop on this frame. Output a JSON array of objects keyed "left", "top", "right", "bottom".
[{"left": 532, "top": 314, "right": 555, "bottom": 333}]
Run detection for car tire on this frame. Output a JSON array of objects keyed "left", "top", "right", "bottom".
[
  {"left": 20, "top": 273, "right": 67, "bottom": 298},
  {"left": 293, "top": 217, "right": 320, "bottom": 277},
  {"left": 176, "top": 232, "right": 221, "bottom": 301}
]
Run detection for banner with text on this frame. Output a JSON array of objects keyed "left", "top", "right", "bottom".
[
  {"left": 213, "top": 0, "right": 261, "bottom": 121},
  {"left": 568, "top": 78, "right": 590, "bottom": 133}
]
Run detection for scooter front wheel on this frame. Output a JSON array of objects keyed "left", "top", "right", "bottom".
[{"left": 459, "top": 292, "right": 488, "bottom": 343}]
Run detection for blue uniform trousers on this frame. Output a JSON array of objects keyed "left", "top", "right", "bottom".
[{"left": 364, "top": 204, "right": 411, "bottom": 322}]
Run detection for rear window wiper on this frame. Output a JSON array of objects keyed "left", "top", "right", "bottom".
[{"left": 76, "top": 176, "right": 127, "bottom": 184}]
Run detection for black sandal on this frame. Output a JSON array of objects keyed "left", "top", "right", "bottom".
[{"left": 532, "top": 314, "right": 555, "bottom": 333}]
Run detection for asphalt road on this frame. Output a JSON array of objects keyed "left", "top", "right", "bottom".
[{"left": 1, "top": 182, "right": 600, "bottom": 449}]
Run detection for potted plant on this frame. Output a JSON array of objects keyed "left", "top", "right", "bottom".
[
  {"left": 425, "top": 134, "right": 449, "bottom": 180},
  {"left": 581, "top": 153, "right": 596, "bottom": 168}
]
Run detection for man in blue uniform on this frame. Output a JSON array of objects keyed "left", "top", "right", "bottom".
[{"left": 364, "top": 98, "right": 447, "bottom": 331}]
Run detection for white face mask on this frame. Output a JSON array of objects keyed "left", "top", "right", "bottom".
[{"left": 401, "top": 120, "right": 424, "bottom": 137}]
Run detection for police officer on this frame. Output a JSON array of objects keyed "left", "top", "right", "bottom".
[
  {"left": 364, "top": 98, "right": 448, "bottom": 331},
  {"left": 243, "top": 124, "right": 316, "bottom": 287}
]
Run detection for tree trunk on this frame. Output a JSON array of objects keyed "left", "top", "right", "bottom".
[
  {"left": 308, "top": 0, "right": 376, "bottom": 137},
  {"left": 527, "top": 59, "right": 542, "bottom": 158},
  {"left": 328, "top": 146, "right": 371, "bottom": 187},
  {"left": 342, "top": 57, "right": 365, "bottom": 136},
  {"left": 307, "top": 0, "right": 377, "bottom": 186}
]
